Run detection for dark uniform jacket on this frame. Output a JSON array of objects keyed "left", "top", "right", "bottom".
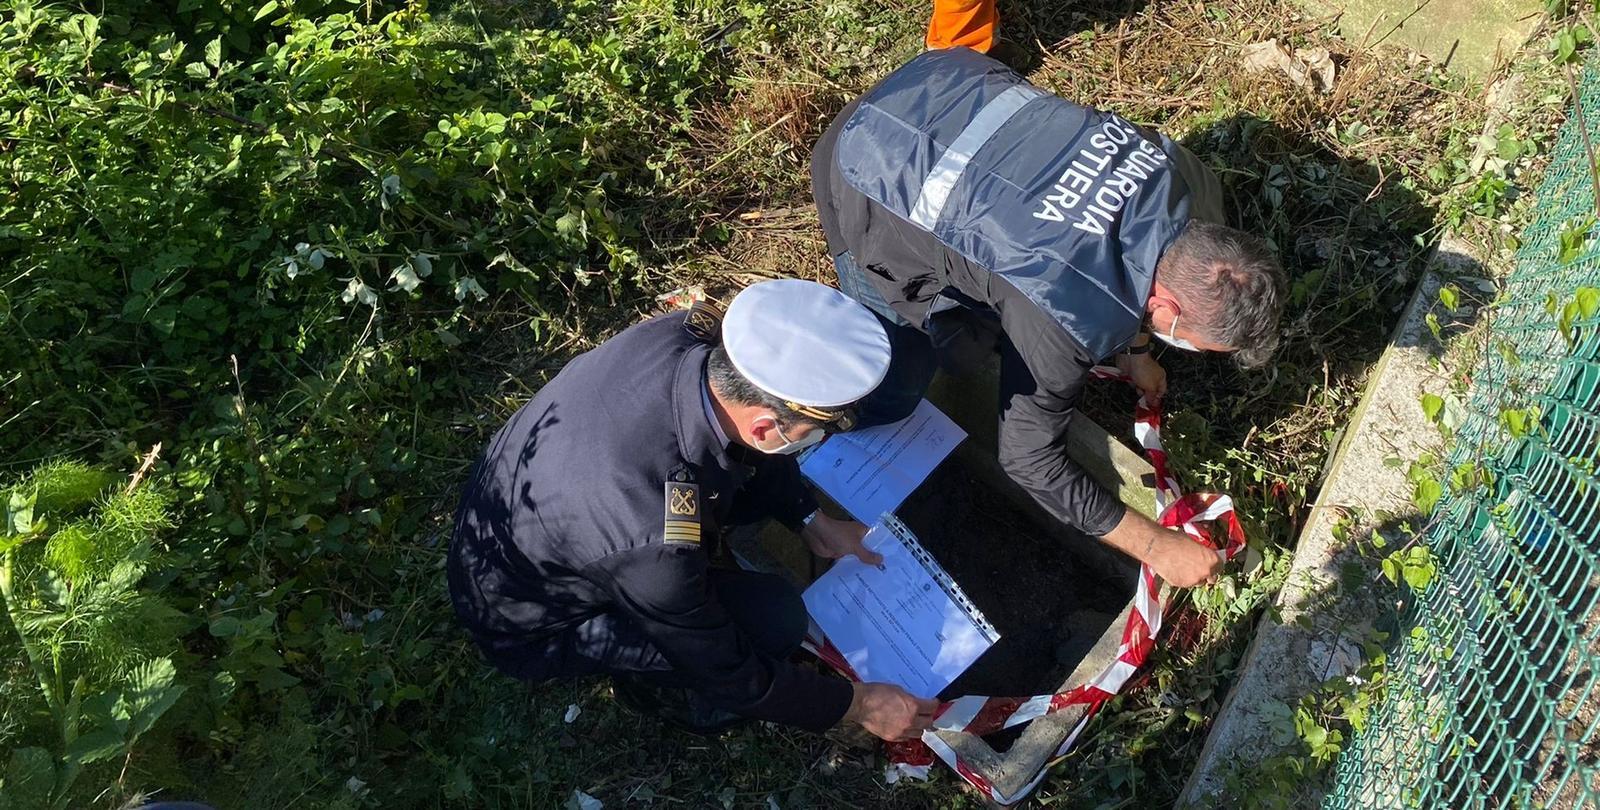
[
  {"left": 447, "top": 312, "right": 853, "bottom": 731},
  {"left": 811, "top": 48, "right": 1224, "bottom": 537}
]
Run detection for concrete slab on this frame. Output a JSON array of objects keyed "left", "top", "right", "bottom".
[
  {"left": 1176, "top": 240, "right": 1480, "bottom": 806},
  {"left": 1309, "top": 0, "right": 1542, "bottom": 78},
  {"left": 929, "top": 362, "right": 1159, "bottom": 523}
]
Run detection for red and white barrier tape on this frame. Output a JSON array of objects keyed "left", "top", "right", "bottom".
[{"left": 802, "top": 367, "right": 1248, "bottom": 805}]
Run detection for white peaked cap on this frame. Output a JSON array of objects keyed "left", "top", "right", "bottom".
[{"left": 723, "top": 279, "right": 891, "bottom": 408}]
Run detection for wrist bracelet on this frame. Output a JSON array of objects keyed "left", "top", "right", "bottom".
[{"left": 1123, "top": 341, "right": 1152, "bottom": 355}]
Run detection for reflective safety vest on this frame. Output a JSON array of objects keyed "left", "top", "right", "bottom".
[{"left": 835, "top": 48, "right": 1199, "bottom": 360}]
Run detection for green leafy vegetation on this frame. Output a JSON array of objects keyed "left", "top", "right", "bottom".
[
  {"left": 4, "top": 0, "right": 880, "bottom": 805},
  {"left": 1, "top": 459, "right": 184, "bottom": 810},
  {"left": 1, "top": 0, "right": 1571, "bottom": 806}
]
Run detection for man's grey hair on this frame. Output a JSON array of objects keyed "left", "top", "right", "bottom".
[
  {"left": 706, "top": 345, "right": 831, "bottom": 430},
  {"left": 1156, "top": 221, "right": 1287, "bottom": 369}
]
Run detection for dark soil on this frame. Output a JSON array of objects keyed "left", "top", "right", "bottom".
[
  {"left": 895, "top": 461, "right": 1135, "bottom": 702},
  {"left": 1075, "top": 376, "right": 1142, "bottom": 454}
]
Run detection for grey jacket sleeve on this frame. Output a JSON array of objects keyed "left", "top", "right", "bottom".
[{"left": 991, "top": 297, "right": 1128, "bottom": 537}]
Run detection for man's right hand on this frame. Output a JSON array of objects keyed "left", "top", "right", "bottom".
[
  {"left": 1101, "top": 510, "right": 1222, "bottom": 588},
  {"left": 1149, "top": 531, "right": 1223, "bottom": 587},
  {"left": 844, "top": 682, "right": 941, "bottom": 741}
]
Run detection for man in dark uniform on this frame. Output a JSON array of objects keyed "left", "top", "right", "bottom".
[
  {"left": 447, "top": 279, "right": 939, "bottom": 740},
  {"left": 811, "top": 47, "right": 1287, "bottom": 588}
]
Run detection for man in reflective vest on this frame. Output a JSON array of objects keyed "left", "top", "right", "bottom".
[{"left": 811, "top": 43, "right": 1286, "bottom": 588}]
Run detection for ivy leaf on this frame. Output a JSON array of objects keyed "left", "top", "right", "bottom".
[
  {"left": 1577, "top": 286, "right": 1600, "bottom": 320},
  {"left": 1555, "top": 28, "right": 1580, "bottom": 63},
  {"left": 488, "top": 250, "right": 533, "bottom": 276},
  {"left": 453, "top": 276, "right": 488, "bottom": 302},
  {"left": 1438, "top": 285, "right": 1459, "bottom": 312},
  {"left": 341, "top": 278, "right": 378, "bottom": 307},
  {"left": 390, "top": 262, "right": 424, "bottom": 293},
  {"left": 254, "top": 0, "right": 280, "bottom": 22},
  {"left": 1413, "top": 478, "right": 1443, "bottom": 514},
  {"left": 1402, "top": 548, "right": 1437, "bottom": 591},
  {"left": 1556, "top": 219, "right": 1595, "bottom": 264},
  {"left": 1501, "top": 408, "right": 1535, "bottom": 438},
  {"left": 1420, "top": 393, "right": 1444, "bottom": 424},
  {"left": 204, "top": 37, "right": 222, "bottom": 68}
]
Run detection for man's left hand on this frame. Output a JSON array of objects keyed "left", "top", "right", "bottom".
[{"left": 802, "top": 513, "right": 883, "bottom": 566}]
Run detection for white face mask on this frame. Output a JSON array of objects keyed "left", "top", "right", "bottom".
[
  {"left": 755, "top": 421, "right": 826, "bottom": 455},
  {"left": 1154, "top": 312, "right": 1199, "bottom": 352}
]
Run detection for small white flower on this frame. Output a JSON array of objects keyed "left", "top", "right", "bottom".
[
  {"left": 564, "top": 704, "right": 581, "bottom": 723},
  {"left": 569, "top": 790, "right": 602, "bottom": 810},
  {"left": 454, "top": 276, "right": 488, "bottom": 302},
  {"left": 345, "top": 776, "right": 368, "bottom": 795},
  {"left": 281, "top": 243, "right": 332, "bottom": 279},
  {"left": 390, "top": 252, "right": 435, "bottom": 293},
  {"left": 381, "top": 175, "right": 402, "bottom": 210},
  {"left": 341, "top": 277, "right": 378, "bottom": 307},
  {"left": 390, "top": 263, "right": 423, "bottom": 292}
]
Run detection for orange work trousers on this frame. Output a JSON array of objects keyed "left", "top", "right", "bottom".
[{"left": 925, "top": 0, "right": 997, "bottom": 53}]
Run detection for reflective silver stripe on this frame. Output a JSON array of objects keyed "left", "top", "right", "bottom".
[{"left": 908, "top": 85, "right": 1044, "bottom": 230}]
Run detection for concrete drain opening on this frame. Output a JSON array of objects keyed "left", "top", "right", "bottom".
[
  {"left": 736, "top": 366, "right": 1163, "bottom": 798},
  {"left": 902, "top": 457, "right": 1147, "bottom": 798}
]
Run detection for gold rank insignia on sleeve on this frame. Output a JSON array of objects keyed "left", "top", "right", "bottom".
[
  {"left": 682, "top": 300, "right": 724, "bottom": 344},
  {"left": 662, "top": 480, "right": 702, "bottom": 546}
]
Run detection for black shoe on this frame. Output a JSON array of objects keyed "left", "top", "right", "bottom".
[
  {"left": 986, "top": 39, "right": 1036, "bottom": 73},
  {"left": 611, "top": 675, "right": 749, "bottom": 736}
]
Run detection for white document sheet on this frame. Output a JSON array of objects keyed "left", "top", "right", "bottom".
[
  {"left": 799, "top": 399, "right": 965, "bottom": 523},
  {"left": 802, "top": 517, "right": 999, "bottom": 699}
]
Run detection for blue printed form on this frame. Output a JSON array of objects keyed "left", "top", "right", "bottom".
[
  {"left": 802, "top": 516, "right": 999, "bottom": 699},
  {"left": 799, "top": 399, "right": 965, "bottom": 522}
]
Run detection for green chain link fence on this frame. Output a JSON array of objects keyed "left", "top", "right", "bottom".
[{"left": 1323, "top": 57, "right": 1600, "bottom": 809}]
